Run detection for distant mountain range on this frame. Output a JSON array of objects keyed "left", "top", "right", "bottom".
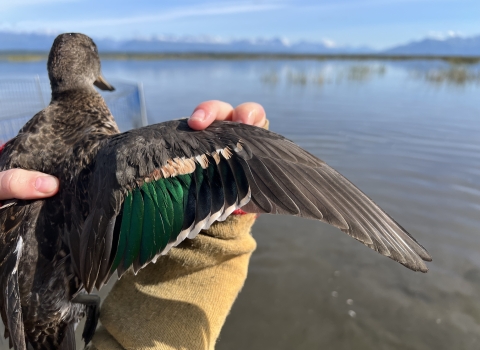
[
  {"left": 383, "top": 35, "right": 480, "bottom": 56},
  {"left": 0, "top": 31, "right": 372, "bottom": 54},
  {"left": 1, "top": 31, "right": 480, "bottom": 56}
]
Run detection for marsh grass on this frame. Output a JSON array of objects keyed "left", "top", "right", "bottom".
[
  {"left": 3, "top": 54, "right": 46, "bottom": 62},
  {"left": 1, "top": 51, "right": 479, "bottom": 63},
  {"left": 3, "top": 51, "right": 479, "bottom": 87},
  {"left": 287, "top": 71, "right": 308, "bottom": 85},
  {"left": 260, "top": 71, "right": 279, "bottom": 84},
  {"left": 261, "top": 64, "right": 386, "bottom": 86},
  {"left": 262, "top": 69, "right": 326, "bottom": 86},
  {"left": 415, "top": 65, "right": 480, "bottom": 86},
  {"left": 346, "top": 64, "right": 386, "bottom": 81}
]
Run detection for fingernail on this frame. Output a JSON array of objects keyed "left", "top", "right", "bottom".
[
  {"left": 190, "top": 109, "right": 206, "bottom": 122},
  {"left": 35, "top": 176, "right": 59, "bottom": 193},
  {"left": 239, "top": 110, "right": 255, "bottom": 125}
]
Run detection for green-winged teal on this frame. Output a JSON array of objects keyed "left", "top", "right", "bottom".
[{"left": 0, "top": 33, "right": 431, "bottom": 350}]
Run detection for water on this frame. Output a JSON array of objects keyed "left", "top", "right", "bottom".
[{"left": 1, "top": 58, "right": 480, "bottom": 349}]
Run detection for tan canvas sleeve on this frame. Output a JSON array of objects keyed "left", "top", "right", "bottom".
[{"left": 91, "top": 213, "right": 257, "bottom": 350}]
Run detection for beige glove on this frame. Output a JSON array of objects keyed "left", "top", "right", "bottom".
[{"left": 91, "top": 205, "right": 257, "bottom": 350}]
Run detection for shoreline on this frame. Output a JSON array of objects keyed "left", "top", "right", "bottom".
[{"left": 1, "top": 51, "right": 480, "bottom": 64}]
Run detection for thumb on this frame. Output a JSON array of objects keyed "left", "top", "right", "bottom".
[{"left": 0, "top": 169, "right": 59, "bottom": 200}]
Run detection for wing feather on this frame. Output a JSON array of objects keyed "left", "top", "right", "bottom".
[
  {"left": 2, "top": 237, "right": 27, "bottom": 350},
  {"left": 74, "top": 119, "right": 431, "bottom": 291}
]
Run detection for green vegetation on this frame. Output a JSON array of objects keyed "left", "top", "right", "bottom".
[
  {"left": 413, "top": 66, "right": 480, "bottom": 86},
  {"left": 261, "top": 64, "right": 387, "bottom": 86},
  {"left": 347, "top": 64, "right": 386, "bottom": 81},
  {"left": 4, "top": 51, "right": 479, "bottom": 87},
  {"left": 1, "top": 53, "right": 47, "bottom": 62},
  {"left": 260, "top": 71, "right": 280, "bottom": 84},
  {"left": 287, "top": 71, "right": 308, "bottom": 85},
  {"left": 1, "top": 51, "right": 480, "bottom": 64}
]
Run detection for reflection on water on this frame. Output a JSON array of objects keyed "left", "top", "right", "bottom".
[
  {"left": 261, "top": 63, "right": 387, "bottom": 86},
  {"left": 413, "top": 65, "right": 480, "bottom": 86},
  {"left": 346, "top": 63, "right": 386, "bottom": 81},
  {"left": 258, "top": 61, "right": 480, "bottom": 89},
  {"left": 1, "top": 58, "right": 480, "bottom": 349}
]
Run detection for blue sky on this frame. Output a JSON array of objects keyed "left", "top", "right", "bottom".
[{"left": 1, "top": 0, "right": 479, "bottom": 49}]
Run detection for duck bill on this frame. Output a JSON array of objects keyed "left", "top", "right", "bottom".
[{"left": 94, "top": 74, "right": 115, "bottom": 91}]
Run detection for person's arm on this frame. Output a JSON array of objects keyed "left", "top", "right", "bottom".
[{"left": 92, "top": 101, "right": 267, "bottom": 350}]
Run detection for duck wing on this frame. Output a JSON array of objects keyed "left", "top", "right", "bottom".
[{"left": 74, "top": 119, "right": 432, "bottom": 293}]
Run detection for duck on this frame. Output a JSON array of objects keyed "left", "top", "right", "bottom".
[{"left": 0, "top": 33, "right": 432, "bottom": 350}]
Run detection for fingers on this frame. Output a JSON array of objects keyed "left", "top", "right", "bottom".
[
  {"left": 231, "top": 102, "right": 266, "bottom": 127},
  {"left": 188, "top": 100, "right": 266, "bottom": 130},
  {"left": 0, "top": 169, "right": 59, "bottom": 200},
  {"left": 188, "top": 100, "right": 234, "bottom": 130}
]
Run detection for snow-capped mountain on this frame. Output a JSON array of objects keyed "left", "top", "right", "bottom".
[
  {"left": 0, "top": 31, "right": 372, "bottom": 54},
  {"left": 1, "top": 31, "right": 480, "bottom": 56},
  {"left": 383, "top": 35, "right": 480, "bottom": 56}
]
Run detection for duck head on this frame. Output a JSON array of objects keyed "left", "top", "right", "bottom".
[{"left": 47, "top": 33, "right": 114, "bottom": 93}]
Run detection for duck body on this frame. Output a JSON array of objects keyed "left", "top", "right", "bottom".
[
  {"left": 0, "top": 33, "right": 432, "bottom": 350},
  {"left": 0, "top": 88, "right": 119, "bottom": 349}
]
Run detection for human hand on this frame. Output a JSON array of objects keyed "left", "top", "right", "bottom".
[
  {"left": 0, "top": 168, "right": 59, "bottom": 201},
  {"left": 188, "top": 100, "right": 266, "bottom": 130},
  {"left": 188, "top": 100, "right": 267, "bottom": 215}
]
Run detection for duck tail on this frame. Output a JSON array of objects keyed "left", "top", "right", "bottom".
[{"left": 58, "top": 323, "right": 76, "bottom": 350}]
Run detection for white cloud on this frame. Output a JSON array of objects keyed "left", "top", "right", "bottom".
[
  {"left": 301, "top": 0, "right": 439, "bottom": 12},
  {"left": 0, "top": 0, "right": 77, "bottom": 12},
  {"left": 15, "top": 2, "right": 284, "bottom": 30},
  {"left": 427, "top": 31, "right": 444, "bottom": 39},
  {"left": 321, "top": 38, "right": 336, "bottom": 48},
  {"left": 427, "top": 30, "right": 463, "bottom": 40},
  {"left": 447, "top": 30, "right": 462, "bottom": 38},
  {"left": 148, "top": 34, "right": 231, "bottom": 44},
  {"left": 280, "top": 37, "right": 291, "bottom": 46}
]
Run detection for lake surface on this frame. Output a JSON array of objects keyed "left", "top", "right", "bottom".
[{"left": 1, "top": 58, "right": 480, "bottom": 349}]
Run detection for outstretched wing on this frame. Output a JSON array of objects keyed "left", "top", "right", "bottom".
[{"left": 73, "top": 119, "right": 431, "bottom": 292}]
